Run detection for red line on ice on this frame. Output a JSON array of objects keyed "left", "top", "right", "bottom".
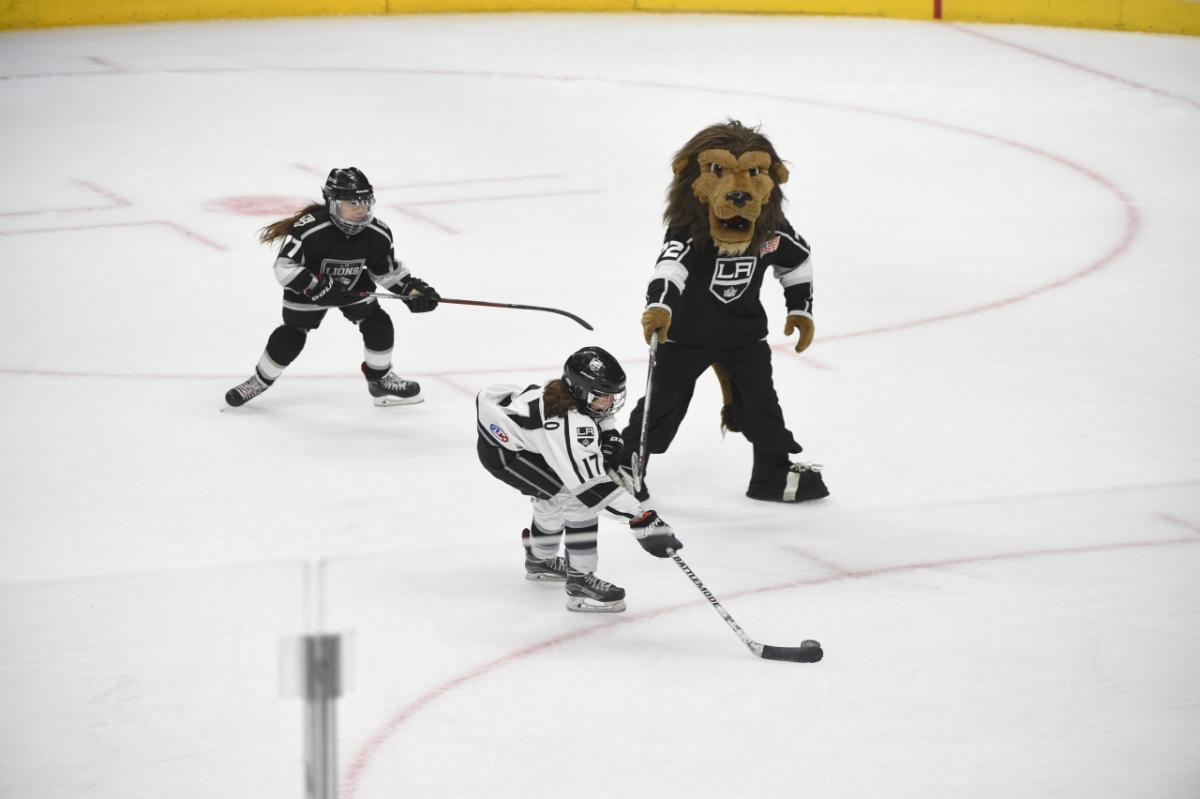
[
  {"left": 2, "top": 106, "right": 1141, "bottom": 377},
  {"left": 0, "top": 219, "right": 227, "bottom": 251},
  {"left": 0, "top": 66, "right": 1147, "bottom": 376},
  {"left": 389, "top": 206, "right": 459, "bottom": 234},
  {"left": 0, "top": 179, "right": 130, "bottom": 217},
  {"left": 340, "top": 535, "right": 1199, "bottom": 797},
  {"left": 948, "top": 24, "right": 1200, "bottom": 112},
  {"left": 1155, "top": 512, "right": 1200, "bottom": 536}
]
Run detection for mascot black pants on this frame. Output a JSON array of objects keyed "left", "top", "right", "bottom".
[{"left": 619, "top": 339, "right": 802, "bottom": 471}]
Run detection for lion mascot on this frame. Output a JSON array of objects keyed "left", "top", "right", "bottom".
[{"left": 616, "top": 120, "right": 829, "bottom": 503}]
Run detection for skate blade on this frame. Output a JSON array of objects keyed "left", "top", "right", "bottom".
[
  {"left": 525, "top": 572, "right": 567, "bottom": 582},
  {"left": 373, "top": 395, "right": 424, "bottom": 407},
  {"left": 565, "top": 596, "right": 626, "bottom": 613}
]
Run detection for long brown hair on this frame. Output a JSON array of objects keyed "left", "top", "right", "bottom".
[
  {"left": 543, "top": 379, "right": 579, "bottom": 417},
  {"left": 258, "top": 201, "right": 323, "bottom": 245}
]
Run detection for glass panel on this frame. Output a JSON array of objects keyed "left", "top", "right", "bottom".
[{"left": 0, "top": 562, "right": 307, "bottom": 799}]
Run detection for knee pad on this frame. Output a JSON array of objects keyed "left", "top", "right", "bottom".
[
  {"left": 266, "top": 325, "right": 307, "bottom": 365},
  {"left": 358, "top": 307, "right": 395, "bottom": 352}
]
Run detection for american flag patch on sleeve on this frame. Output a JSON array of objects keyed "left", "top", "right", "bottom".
[{"left": 759, "top": 235, "right": 781, "bottom": 255}]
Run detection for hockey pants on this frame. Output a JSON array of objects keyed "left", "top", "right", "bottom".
[
  {"left": 257, "top": 300, "right": 395, "bottom": 381},
  {"left": 477, "top": 435, "right": 600, "bottom": 573},
  {"left": 620, "top": 339, "right": 801, "bottom": 466},
  {"left": 619, "top": 339, "right": 803, "bottom": 496}
]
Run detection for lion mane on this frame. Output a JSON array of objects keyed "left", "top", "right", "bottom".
[{"left": 665, "top": 119, "right": 790, "bottom": 255}]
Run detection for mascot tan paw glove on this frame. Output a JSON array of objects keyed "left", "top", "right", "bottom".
[
  {"left": 641, "top": 307, "right": 671, "bottom": 345},
  {"left": 784, "top": 314, "right": 815, "bottom": 353}
]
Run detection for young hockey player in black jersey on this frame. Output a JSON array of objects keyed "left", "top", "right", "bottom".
[
  {"left": 618, "top": 121, "right": 829, "bottom": 504},
  {"left": 477, "top": 347, "right": 683, "bottom": 613},
  {"left": 225, "top": 167, "right": 440, "bottom": 407}
]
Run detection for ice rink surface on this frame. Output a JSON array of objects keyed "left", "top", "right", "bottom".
[{"left": 1, "top": 12, "right": 1199, "bottom": 798}]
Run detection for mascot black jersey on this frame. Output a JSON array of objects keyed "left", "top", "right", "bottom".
[{"left": 644, "top": 220, "right": 813, "bottom": 349}]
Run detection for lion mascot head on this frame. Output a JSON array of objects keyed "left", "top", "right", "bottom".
[{"left": 666, "top": 120, "right": 789, "bottom": 256}]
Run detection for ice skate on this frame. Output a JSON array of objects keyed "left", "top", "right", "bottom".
[
  {"left": 525, "top": 553, "right": 569, "bottom": 582},
  {"left": 363, "top": 366, "right": 423, "bottom": 406},
  {"left": 225, "top": 373, "right": 271, "bottom": 407},
  {"left": 746, "top": 461, "right": 829, "bottom": 503},
  {"left": 520, "top": 528, "right": 568, "bottom": 581},
  {"left": 564, "top": 570, "right": 626, "bottom": 613}
]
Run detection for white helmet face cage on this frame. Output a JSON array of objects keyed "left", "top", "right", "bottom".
[
  {"left": 329, "top": 196, "right": 375, "bottom": 236},
  {"left": 583, "top": 386, "right": 626, "bottom": 418}
]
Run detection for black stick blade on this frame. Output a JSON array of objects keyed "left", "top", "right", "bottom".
[{"left": 760, "top": 640, "right": 823, "bottom": 663}]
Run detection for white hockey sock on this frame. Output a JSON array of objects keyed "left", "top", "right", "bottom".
[
  {"left": 363, "top": 347, "right": 392, "bottom": 372},
  {"left": 256, "top": 351, "right": 286, "bottom": 382},
  {"left": 528, "top": 524, "right": 562, "bottom": 561}
]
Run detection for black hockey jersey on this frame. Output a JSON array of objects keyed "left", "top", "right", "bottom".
[
  {"left": 644, "top": 221, "right": 813, "bottom": 348},
  {"left": 272, "top": 207, "right": 412, "bottom": 309}
]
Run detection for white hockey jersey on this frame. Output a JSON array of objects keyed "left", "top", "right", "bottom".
[{"left": 477, "top": 383, "right": 643, "bottom": 518}]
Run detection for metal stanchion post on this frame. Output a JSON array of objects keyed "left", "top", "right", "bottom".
[{"left": 302, "top": 633, "right": 341, "bottom": 799}]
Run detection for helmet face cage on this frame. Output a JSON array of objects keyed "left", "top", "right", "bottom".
[
  {"left": 563, "top": 347, "right": 627, "bottom": 420},
  {"left": 323, "top": 167, "right": 375, "bottom": 235},
  {"left": 583, "top": 385, "right": 626, "bottom": 418}
]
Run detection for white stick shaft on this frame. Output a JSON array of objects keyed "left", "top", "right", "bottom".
[
  {"left": 634, "top": 331, "right": 658, "bottom": 493},
  {"left": 669, "top": 550, "right": 763, "bottom": 657}
]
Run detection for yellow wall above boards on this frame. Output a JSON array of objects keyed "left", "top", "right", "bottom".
[{"left": 2, "top": 0, "right": 1198, "bottom": 34}]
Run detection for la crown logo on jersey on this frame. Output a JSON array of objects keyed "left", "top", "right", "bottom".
[
  {"left": 489, "top": 423, "right": 509, "bottom": 443},
  {"left": 709, "top": 256, "right": 757, "bottom": 304},
  {"left": 576, "top": 426, "right": 595, "bottom": 447}
]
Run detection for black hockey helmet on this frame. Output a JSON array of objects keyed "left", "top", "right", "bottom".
[
  {"left": 562, "top": 346, "right": 627, "bottom": 419},
  {"left": 322, "top": 167, "right": 375, "bottom": 235}
]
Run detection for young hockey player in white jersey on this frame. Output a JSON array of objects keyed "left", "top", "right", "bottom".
[{"left": 476, "top": 347, "right": 683, "bottom": 613}]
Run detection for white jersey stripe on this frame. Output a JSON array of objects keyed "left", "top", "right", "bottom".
[
  {"left": 478, "top": 384, "right": 645, "bottom": 520},
  {"left": 651, "top": 260, "right": 689, "bottom": 293},
  {"left": 774, "top": 257, "right": 813, "bottom": 288}
]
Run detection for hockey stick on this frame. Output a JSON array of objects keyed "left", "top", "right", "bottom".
[
  {"left": 370, "top": 293, "right": 593, "bottom": 330},
  {"left": 667, "top": 548, "right": 823, "bottom": 663},
  {"left": 631, "top": 330, "right": 658, "bottom": 494}
]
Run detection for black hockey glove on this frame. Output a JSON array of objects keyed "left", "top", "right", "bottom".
[
  {"left": 599, "top": 430, "right": 623, "bottom": 471},
  {"left": 306, "top": 274, "right": 348, "bottom": 306},
  {"left": 395, "top": 277, "right": 440, "bottom": 313},
  {"left": 630, "top": 511, "right": 682, "bottom": 558}
]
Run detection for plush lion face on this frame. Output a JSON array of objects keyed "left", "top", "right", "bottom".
[{"left": 666, "top": 121, "right": 789, "bottom": 256}]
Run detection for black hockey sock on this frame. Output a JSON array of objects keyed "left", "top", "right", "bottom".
[{"left": 361, "top": 362, "right": 389, "bottom": 381}]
